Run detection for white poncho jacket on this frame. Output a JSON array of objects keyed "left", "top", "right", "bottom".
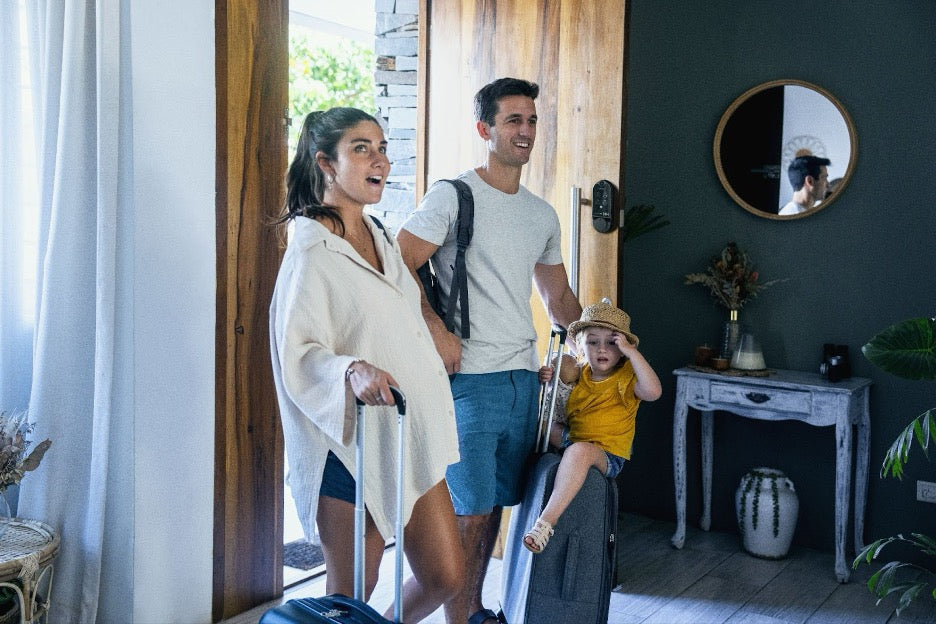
[{"left": 270, "top": 216, "right": 459, "bottom": 542}]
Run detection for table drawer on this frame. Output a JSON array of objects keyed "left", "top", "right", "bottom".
[{"left": 710, "top": 382, "right": 811, "bottom": 414}]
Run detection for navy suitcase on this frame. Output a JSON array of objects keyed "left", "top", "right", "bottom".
[
  {"left": 500, "top": 326, "right": 619, "bottom": 624},
  {"left": 258, "top": 594, "right": 389, "bottom": 624},
  {"left": 260, "top": 388, "right": 407, "bottom": 624}
]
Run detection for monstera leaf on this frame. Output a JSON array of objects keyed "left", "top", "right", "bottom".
[
  {"left": 862, "top": 317, "right": 936, "bottom": 381},
  {"left": 854, "top": 316, "right": 936, "bottom": 615}
]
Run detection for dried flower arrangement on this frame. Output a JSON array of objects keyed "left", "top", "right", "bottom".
[
  {"left": 684, "top": 241, "right": 785, "bottom": 311},
  {"left": 0, "top": 410, "right": 51, "bottom": 492}
]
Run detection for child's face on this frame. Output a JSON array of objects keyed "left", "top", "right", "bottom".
[{"left": 580, "top": 327, "right": 623, "bottom": 378}]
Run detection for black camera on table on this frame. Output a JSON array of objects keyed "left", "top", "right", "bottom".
[{"left": 820, "top": 343, "right": 852, "bottom": 382}]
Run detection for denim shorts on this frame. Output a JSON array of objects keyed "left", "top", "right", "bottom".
[
  {"left": 445, "top": 370, "right": 540, "bottom": 515},
  {"left": 560, "top": 426, "right": 627, "bottom": 479},
  {"left": 319, "top": 450, "right": 355, "bottom": 504}
]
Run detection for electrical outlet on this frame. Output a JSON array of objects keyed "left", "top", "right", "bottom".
[{"left": 917, "top": 480, "right": 936, "bottom": 503}]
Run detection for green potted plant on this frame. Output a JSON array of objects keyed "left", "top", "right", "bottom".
[
  {"left": 853, "top": 316, "right": 936, "bottom": 614},
  {"left": 621, "top": 203, "right": 669, "bottom": 243}
]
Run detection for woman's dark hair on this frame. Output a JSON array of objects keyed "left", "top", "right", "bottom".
[{"left": 276, "top": 107, "right": 381, "bottom": 235}]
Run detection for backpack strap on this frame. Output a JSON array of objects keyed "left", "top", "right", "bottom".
[
  {"left": 366, "top": 214, "right": 394, "bottom": 245},
  {"left": 441, "top": 179, "right": 474, "bottom": 338}
]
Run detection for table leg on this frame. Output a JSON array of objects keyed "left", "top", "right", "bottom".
[
  {"left": 700, "top": 410, "right": 714, "bottom": 531},
  {"left": 834, "top": 411, "right": 854, "bottom": 583},
  {"left": 672, "top": 379, "right": 688, "bottom": 548},
  {"left": 854, "top": 388, "right": 871, "bottom": 554}
]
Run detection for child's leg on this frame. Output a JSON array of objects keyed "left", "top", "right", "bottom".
[
  {"left": 539, "top": 441, "right": 608, "bottom": 526},
  {"left": 523, "top": 441, "right": 608, "bottom": 553}
]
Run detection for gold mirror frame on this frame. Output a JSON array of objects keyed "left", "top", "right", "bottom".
[{"left": 713, "top": 79, "right": 858, "bottom": 220}]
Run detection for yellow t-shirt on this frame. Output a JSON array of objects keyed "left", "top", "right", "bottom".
[{"left": 566, "top": 362, "right": 640, "bottom": 459}]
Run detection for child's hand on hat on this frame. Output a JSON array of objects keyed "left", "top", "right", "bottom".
[{"left": 614, "top": 332, "right": 639, "bottom": 358}]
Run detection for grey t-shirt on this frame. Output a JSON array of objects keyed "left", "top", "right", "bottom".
[{"left": 400, "top": 169, "right": 564, "bottom": 373}]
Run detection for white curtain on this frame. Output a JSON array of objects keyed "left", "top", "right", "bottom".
[
  {"left": 1, "top": 1, "right": 36, "bottom": 414},
  {"left": 2, "top": 1, "right": 133, "bottom": 621}
]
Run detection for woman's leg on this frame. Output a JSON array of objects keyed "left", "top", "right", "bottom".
[
  {"left": 317, "top": 494, "right": 386, "bottom": 599},
  {"left": 384, "top": 479, "right": 465, "bottom": 623},
  {"left": 539, "top": 441, "right": 608, "bottom": 526}
]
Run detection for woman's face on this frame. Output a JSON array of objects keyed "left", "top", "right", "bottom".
[{"left": 321, "top": 120, "right": 389, "bottom": 208}]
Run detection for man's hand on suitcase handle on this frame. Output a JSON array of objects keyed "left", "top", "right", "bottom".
[{"left": 347, "top": 359, "right": 400, "bottom": 406}]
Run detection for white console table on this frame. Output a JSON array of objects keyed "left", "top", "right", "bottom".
[{"left": 671, "top": 367, "right": 871, "bottom": 582}]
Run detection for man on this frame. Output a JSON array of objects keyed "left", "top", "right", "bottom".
[
  {"left": 397, "top": 77, "right": 582, "bottom": 624},
  {"left": 779, "top": 155, "right": 830, "bottom": 216}
]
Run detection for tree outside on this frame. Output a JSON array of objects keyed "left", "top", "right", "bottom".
[{"left": 288, "top": 33, "right": 376, "bottom": 155}]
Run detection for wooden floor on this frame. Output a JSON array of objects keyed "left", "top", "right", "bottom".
[{"left": 224, "top": 513, "right": 936, "bottom": 624}]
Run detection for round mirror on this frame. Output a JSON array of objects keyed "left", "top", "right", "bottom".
[{"left": 714, "top": 79, "right": 857, "bottom": 220}]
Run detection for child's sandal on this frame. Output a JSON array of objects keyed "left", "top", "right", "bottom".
[{"left": 523, "top": 518, "right": 554, "bottom": 554}]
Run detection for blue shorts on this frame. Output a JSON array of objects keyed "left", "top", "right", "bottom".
[
  {"left": 560, "top": 427, "right": 627, "bottom": 479},
  {"left": 319, "top": 450, "right": 355, "bottom": 504},
  {"left": 445, "top": 370, "right": 539, "bottom": 515}
]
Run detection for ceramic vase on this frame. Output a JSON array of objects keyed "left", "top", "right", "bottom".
[
  {"left": 720, "top": 309, "right": 741, "bottom": 360},
  {"left": 735, "top": 467, "right": 799, "bottom": 559}
]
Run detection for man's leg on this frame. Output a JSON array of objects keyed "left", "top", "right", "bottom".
[
  {"left": 444, "top": 508, "right": 502, "bottom": 623},
  {"left": 444, "top": 372, "right": 512, "bottom": 623},
  {"left": 446, "top": 370, "right": 538, "bottom": 623}
]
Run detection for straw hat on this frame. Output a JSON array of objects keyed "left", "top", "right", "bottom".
[{"left": 567, "top": 302, "right": 639, "bottom": 347}]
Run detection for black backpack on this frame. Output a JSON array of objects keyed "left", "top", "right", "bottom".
[{"left": 416, "top": 179, "right": 474, "bottom": 338}]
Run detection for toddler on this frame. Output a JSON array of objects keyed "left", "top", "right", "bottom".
[{"left": 523, "top": 302, "right": 662, "bottom": 553}]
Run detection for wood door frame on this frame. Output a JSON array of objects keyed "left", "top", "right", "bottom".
[
  {"left": 214, "top": 0, "right": 287, "bottom": 620},
  {"left": 212, "top": 1, "right": 629, "bottom": 619}
]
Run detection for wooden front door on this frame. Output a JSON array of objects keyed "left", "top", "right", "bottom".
[{"left": 421, "top": 0, "right": 630, "bottom": 317}]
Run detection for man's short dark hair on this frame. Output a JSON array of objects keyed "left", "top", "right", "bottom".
[
  {"left": 473, "top": 78, "right": 539, "bottom": 125},
  {"left": 787, "top": 155, "right": 831, "bottom": 191}
]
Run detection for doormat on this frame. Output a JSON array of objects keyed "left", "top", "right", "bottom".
[{"left": 283, "top": 539, "right": 325, "bottom": 571}]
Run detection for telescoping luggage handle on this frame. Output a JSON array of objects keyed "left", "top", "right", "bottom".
[
  {"left": 355, "top": 386, "right": 406, "bottom": 623},
  {"left": 536, "top": 325, "right": 567, "bottom": 453}
]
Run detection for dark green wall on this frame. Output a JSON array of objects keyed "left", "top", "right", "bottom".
[{"left": 619, "top": 1, "right": 936, "bottom": 555}]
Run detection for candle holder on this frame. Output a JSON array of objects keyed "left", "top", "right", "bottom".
[{"left": 731, "top": 333, "right": 766, "bottom": 370}]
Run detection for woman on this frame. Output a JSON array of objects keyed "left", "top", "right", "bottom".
[{"left": 269, "top": 108, "right": 464, "bottom": 621}]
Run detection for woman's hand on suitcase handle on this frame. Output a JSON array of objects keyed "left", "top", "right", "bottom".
[{"left": 347, "top": 360, "right": 399, "bottom": 406}]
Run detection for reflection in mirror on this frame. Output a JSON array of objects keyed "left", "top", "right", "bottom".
[{"left": 713, "top": 80, "right": 857, "bottom": 220}]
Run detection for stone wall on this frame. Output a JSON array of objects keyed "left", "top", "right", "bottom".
[{"left": 369, "top": 0, "right": 419, "bottom": 231}]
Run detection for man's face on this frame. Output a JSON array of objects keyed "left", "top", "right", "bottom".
[
  {"left": 480, "top": 95, "right": 537, "bottom": 167},
  {"left": 815, "top": 166, "right": 829, "bottom": 201},
  {"left": 811, "top": 166, "right": 829, "bottom": 201}
]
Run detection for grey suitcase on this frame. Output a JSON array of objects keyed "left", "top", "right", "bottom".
[{"left": 501, "top": 328, "right": 619, "bottom": 624}]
